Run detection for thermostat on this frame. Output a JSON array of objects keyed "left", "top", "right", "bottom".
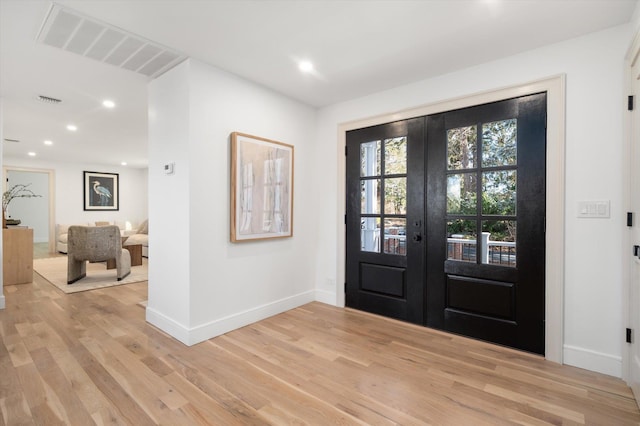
[{"left": 164, "top": 162, "right": 175, "bottom": 175}]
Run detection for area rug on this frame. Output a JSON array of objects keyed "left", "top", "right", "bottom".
[{"left": 33, "top": 256, "right": 148, "bottom": 294}]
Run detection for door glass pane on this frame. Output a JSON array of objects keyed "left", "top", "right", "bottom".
[
  {"left": 361, "top": 140, "right": 381, "bottom": 177},
  {"left": 361, "top": 179, "right": 381, "bottom": 214},
  {"left": 447, "top": 125, "right": 477, "bottom": 170},
  {"left": 384, "top": 137, "right": 407, "bottom": 175},
  {"left": 482, "top": 119, "right": 517, "bottom": 167},
  {"left": 361, "top": 217, "right": 381, "bottom": 253},
  {"left": 482, "top": 220, "right": 516, "bottom": 267},
  {"left": 447, "top": 173, "right": 477, "bottom": 214},
  {"left": 482, "top": 171, "right": 516, "bottom": 215},
  {"left": 384, "top": 218, "right": 406, "bottom": 255},
  {"left": 384, "top": 177, "right": 406, "bottom": 215},
  {"left": 447, "top": 220, "right": 477, "bottom": 263}
]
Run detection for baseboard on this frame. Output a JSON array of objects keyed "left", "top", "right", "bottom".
[
  {"left": 564, "top": 344, "right": 622, "bottom": 378},
  {"left": 187, "top": 291, "right": 315, "bottom": 345},
  {"left": 147, "top": 291, "right": 316, "bottom": 346},
  {"left": 145, "top": 307, "right": 191, "bottom": 345},
  {"left": 0, "top": 294, "right": 5, "bottom": 310},
  {"left": 314, "top": 289, "right": 337, "bottom": 305}
]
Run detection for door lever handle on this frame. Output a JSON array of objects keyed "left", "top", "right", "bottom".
[{"left": 413, "top": 233, "right": 422, "bottom": 242}]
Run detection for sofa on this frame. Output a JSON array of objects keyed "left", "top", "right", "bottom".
[
  {"left": 56, "top": 219, "right": 149, "bottom": 258},
  {"left": 123, "top": 219, "right": 148, "bottom": 258}
]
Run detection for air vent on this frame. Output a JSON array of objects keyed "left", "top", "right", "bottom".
[
  {"left": 3, "top": 138, "right": 20, "bottom": 143},
  {"left": 37, "top": 95, "right": 62, "bottom": 104},
  {"left": 36, "top": 4, "right": 186, "bottom": 79}
]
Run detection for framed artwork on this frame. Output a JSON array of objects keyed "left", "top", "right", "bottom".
[
  {"left": 83, "top": 171, "right": 119, "bottom": 211},
  {"left": 231, "top": 132, "right": 294, "bottom": 242}
]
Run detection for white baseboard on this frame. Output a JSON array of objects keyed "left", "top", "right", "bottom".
[
  {"left": 564, "top": 344, "right": 622, "bottom": 378},
  {"left": 145, "top": 307, "right": 191, "bottom": 345},
  {"left": 146, "top": 291, "right": 315, "bottom": 346},
  {"left": 187, "top": 291, "right": 315, "bottom": 345},
  {"left": 314, "top": 289, "right": 337, "bottom": 305},
  {"left": 0, "top": 294, "right": 5, "bottom": 309}
]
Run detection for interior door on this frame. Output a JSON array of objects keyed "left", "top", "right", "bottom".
[
  {"left": 345, "top": 118, "right": 426, "bottom": 324},
  {"left": 628, "top": 37, "right": 640, "bottom": 401},
  {"left": 426, "top": 93, "right": 546, "bottom": 354}
]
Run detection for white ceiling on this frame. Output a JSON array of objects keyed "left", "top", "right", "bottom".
[{"left": 1, "top": 0, "right": 637, "bottom": 169}]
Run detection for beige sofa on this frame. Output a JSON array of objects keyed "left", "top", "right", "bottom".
[
  {"left": 57, "top": 220, "right": 148, "bottom": 258},
  {"left": 123, "top": 219, "right": 148, "bottom": 258}
]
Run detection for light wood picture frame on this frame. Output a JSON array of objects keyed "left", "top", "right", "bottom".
[{"left": 230, "top": 132, "right": 294, "bottom": 242}]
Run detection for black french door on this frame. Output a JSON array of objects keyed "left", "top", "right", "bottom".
[
  {"left": 345, "top": 118, "right": 426, "bottom": 323},
  {"left": 346, "top": 93, "right": 546, "bottom": 354}
]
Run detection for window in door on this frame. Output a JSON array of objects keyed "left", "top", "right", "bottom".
[
  {"left": 360, "top": 137, "right": 408, "bottom": 255},
  {"left": 446, "top": 119, "right": 518, "bottom": 267}
]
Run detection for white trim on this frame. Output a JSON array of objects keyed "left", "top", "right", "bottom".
[
  {"left": 147, "top": 290, "right": 315, "bottom": 346},
  {"left": 0, "top": 294, "right": 5, "bottom": 310},
  {"left": 314, "top": 289, "right": 337, "bottom": 305},
  {"left": 335, "top": 75, "right": 566, "bottom": 364},
  {"left": 145, "top": 306, "right": 191, "bottom": 345},
  {"left": 564, "top": 344, "right": 622, "bottom": 378}
]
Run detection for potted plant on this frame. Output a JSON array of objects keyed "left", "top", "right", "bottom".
[{"left": 2, "top": 183, "right": 41, "bottom": 228}]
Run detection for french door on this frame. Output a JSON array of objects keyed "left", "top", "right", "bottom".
[
  {"left": 345, "top": 118, "right": 426, "bottom": 323},
  {"left": 346, "top": 93, "right": 547, "bottom": 354}
]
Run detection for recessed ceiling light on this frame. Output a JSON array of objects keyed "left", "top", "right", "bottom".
[
  {"left": 298, "top": 60, "right": 314, "bottom": 73},
  {"left": 103, "top": 100, "right": 116, "bottom": 108},
  {"left": 44, "top": 140, "right": 53, "bottom": 145},
  {"left": 28, "top": 152, "right": 36, "bottom": 157},
  {"left": 67, "top": 124, "right": 77, "bottom": 131},
  {"left": 121, "top": 161, "right": 127, "bottom": 166}
]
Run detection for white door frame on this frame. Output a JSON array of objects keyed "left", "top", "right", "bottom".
[
  {"left": 335, "top": 75, "right": 566, "bottom": 364},
  {"left": 3, "top": 166, "right": 56, "bottom": 254}
]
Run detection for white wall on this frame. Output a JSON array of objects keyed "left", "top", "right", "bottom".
[
  {"left": 3, "top": 157, "right": 148, "bottom": 228},
  {"left": 147, "top": 59, "right": 317, "bottom": 344},
  {"left": 6, "top": 170, "right": 49, "bottom": 242},
  {"left": 314, "top": 24, "right": 631, "bottom": 377}
]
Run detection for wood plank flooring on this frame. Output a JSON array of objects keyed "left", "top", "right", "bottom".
[{"left": 1, "top": 272, "right": 639, "bottom": 425}]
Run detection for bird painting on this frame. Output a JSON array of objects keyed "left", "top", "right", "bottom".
[{"left": 92, "top": 180, "right": 112, "bottom": 206}]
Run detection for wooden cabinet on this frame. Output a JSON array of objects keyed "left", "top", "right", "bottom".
[{"left": 3, "top": 228, "right": 33, "bottom": 285}]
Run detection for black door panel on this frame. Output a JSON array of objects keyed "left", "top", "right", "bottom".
[{"left": 346, "top": 93, "right": 546, "bottom": 355}]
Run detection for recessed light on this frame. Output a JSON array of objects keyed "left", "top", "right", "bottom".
[
  {"left": 67, "top": 124, "right": 77, "bottom": 131},
  {"left": 103, "top": 100, "right": 116, "bottom": 108},
  {"left": 121, "top": 161, "right": 127, "bottom": 166},
  {"left": 28, "top": 152, "right": 36, "bottom": 156},
  {"left": 44, "top": 140, "right": 53, "bottom": 145},
  {"left": 298, "top": 60, "right": 314, "bottom": 73}
]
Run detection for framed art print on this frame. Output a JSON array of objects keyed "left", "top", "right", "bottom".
[
  {"left": 83, "top": 171, "right": 119, "bottom": 211},
  {"left": 230, "top": 132, "right": 294, "bottom": 242}
]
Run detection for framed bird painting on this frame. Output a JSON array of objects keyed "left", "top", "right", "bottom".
[{"left": 83, "top": 171, "right": 119, "bottom": 211}]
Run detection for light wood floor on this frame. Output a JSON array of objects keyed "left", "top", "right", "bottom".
[{"left": 1, "top": 273, "right": 639, "bottom": 425}]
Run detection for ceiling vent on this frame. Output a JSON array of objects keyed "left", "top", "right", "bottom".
[
  {"left": 37, "top": 95, "right": 62, "bottom": 104},
  {"left": 36, "top": 4, "right": 186, "bottom": 78}
]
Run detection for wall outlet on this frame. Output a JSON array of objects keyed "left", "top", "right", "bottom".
[{"left": 164, "top": 162, "right": 175, "bottom": 175}]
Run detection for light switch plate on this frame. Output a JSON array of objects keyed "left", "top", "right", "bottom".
[{"left": 577, "top": 200, "right": 610, "bottom": 218}]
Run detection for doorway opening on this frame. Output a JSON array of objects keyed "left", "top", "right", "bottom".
[{"left": 3, "top": 166, "right": 55, "bottom": 257}]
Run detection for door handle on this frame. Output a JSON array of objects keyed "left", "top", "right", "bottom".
[{"left": 413, "top": 233, "right": 422, "bottom": 242}]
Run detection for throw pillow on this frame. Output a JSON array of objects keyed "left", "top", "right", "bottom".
[{"left": 137, "top": 219, "right": 148, "bottom": 235}]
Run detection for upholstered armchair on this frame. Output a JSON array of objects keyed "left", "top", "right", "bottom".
[{"left": 67, "top": 225, "right": 131, "bottom": 284}]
